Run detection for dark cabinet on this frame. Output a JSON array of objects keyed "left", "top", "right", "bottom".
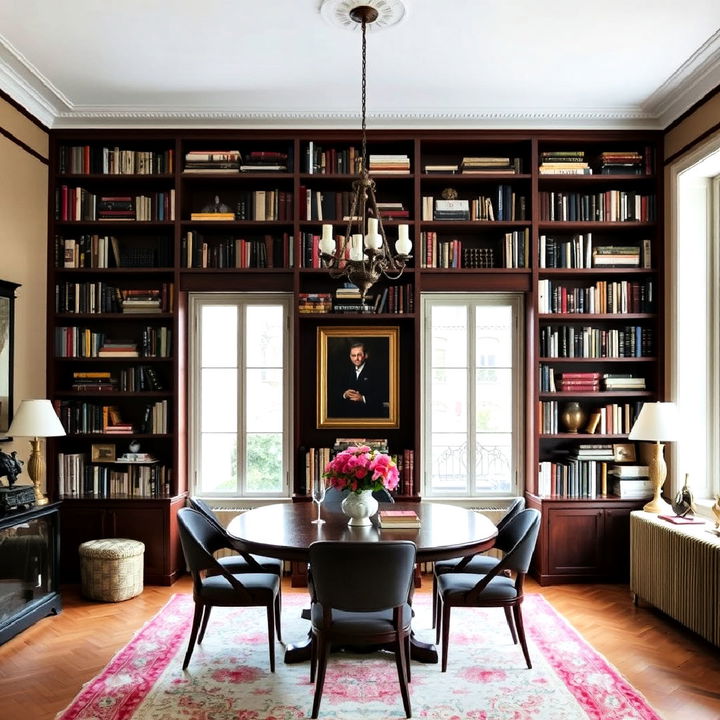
[
  {"left": 0, "top": 503, "right": 61, "bottom": 644},
  {"left": 526, "top": 494, "right": 643, "bottom": 585},
  {"left": 60, "top": 497, "right": 184, "bottom": 585}
]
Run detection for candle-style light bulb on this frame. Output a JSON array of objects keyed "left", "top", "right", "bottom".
[
  {"left": 365, "top": 217, "right": 382, "bottom": 250},
  {"left": 395, "top": 224, "right": 412, "bottom": 255},
  {"left": 350, "top": 233, "right": 364, "bottom": 261},
  {"left": 319, "top": 224, "right": 335, "bottom": 255}
]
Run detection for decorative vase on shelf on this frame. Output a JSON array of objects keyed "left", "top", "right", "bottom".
[
  {"left": 341, "top": 489, "right": 378, "bottom": 527},
  {"left": 561, "top": 402, "right": 585, "bottom": 434},
  {"left": 671, "top": 473, "right": 695, "bottom": 517}
]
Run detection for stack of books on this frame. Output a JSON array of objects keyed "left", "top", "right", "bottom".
[
  {"left": 298, "top": 293, "right": 332, "bottom": 314},
  {"left": 333, "top": 285, "right": 374, "bottom": 314},
  {"left": 240, "top": 151, "right": 289, "bottom": 172},
  {"left": 378, "top": 509, "right": 421, "bottom": 529},
  {"left": 376, "top": 202, "right": 409, "bottom": 220},
  {"left": 460, "top": 156, "right": 519, "bottom": 174},
  {"left": 609, "top": 464, "right": 652, "bottom": 498},
  {"left": 97, "top": 196, "right": 134, "bottom": 220},
  {"left": 98, "top": 341, "right": 138, "bottom": 358},
  {"left": 183, "top": 150, "right": 241, "bottom": 173},
  {"left": 539, "top": 151, "right": 591, "bottom": 175},
  {"left": 424, "top": 163, "right": 458, "bottom": 174},
  {"left": 592, "top": 246, "right": 641, "bottom": 268},
  {"left": 368, "top": 154, "right": 410, "bottom": 174},
  {"left": 557, "top": 371, "right": 600, "bottom": 392},
  {"left": 602, "top": 374, "right": 646, "bottom": 390},
  {"left": 120, "top": 289, "right": 162, "bottom": 313},
  {"left": 570, "top": 443, "right": 616, "bottom": 461},
  {"left": 71, "top": 371, "right": 118, "bottom": 391},
  {"left": 103, "top": 405, "right": 133, "bottom": 434},
  {"left": 598, "top": 151, "right": 644, "bottom": 175},
  {"left": 434, "top": 199, "right": 470, "bottom": 221}
]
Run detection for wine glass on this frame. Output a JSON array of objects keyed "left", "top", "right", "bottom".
[{"left": 311, "top": 481, "right": 326, "bottom": 525}]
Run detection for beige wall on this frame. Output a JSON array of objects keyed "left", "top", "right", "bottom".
[{"left": 0, "top": 97, "right": 49, "bottom": 473}]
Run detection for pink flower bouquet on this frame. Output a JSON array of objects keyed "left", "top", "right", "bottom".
[{"left": 324, "top": 445, "right": 400, "bottom": 494}]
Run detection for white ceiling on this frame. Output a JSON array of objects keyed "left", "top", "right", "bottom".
[{"left": 1, "top": 0, "right": 720, "bottom": 130}]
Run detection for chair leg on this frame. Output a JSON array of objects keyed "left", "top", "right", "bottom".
[
  {"left": 310, "top": 633, "right": 317, "bottom": 683},
  {"left": 274, "top": 593, "right": 283, "bottom": 643},
  {"left": 183, "top": 601, "right": 204, "bottom": 670},
  {"left": 441, "top": 603, "right": 451, "bottom": 672},
  {"left": 266, "top": 605, "right": 276, "bottom": 673},
  {"left": 435, "top": 592, "right": 442, "bottom": 645},
  {"left": 431, "top": 570, "right": 437, "bottom": 629},
  {"left": 198, "top": 604, "right": 212, "bottom": 644},
  {"left": 406, "top": 632, "right": 411, "bottom": 682},
  {"left": 394, "top": 631, "right": 412, "bottom": 718},
  {"left": 512, "top": 603, "right": 532, "bottom": 669},
  {"left": 503, "top": 605, "right": 518, "bottom": 644},
  {"left": 311, "top": 634, "right": 329, "bottom": 719}
]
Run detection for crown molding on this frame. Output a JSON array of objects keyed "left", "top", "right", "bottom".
[{"left": 643, "top": 29, "right": 720, "bottom": 128}]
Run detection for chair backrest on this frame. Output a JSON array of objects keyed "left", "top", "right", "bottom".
[
  {"left": 178, "top": 507, "right": 231, "bottom": 577},
  {"left": 324, "top": 486, "right": 395, "bottom": 508},
  {"left": 495, "top": 496, "right": 525, "bottom": 533},
  {"left": 309, "top": 541, "right": 416, "bottom": 612},
  {"left": 494, "top": 508, "right": 541, "bottom": 576},
  {"left": 188, "top": 496, "right": 225, "bottom": 533}
]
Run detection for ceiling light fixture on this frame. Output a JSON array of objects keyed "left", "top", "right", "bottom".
[{"left": 318, "top": 2, "right": 412, "bottom": 300}]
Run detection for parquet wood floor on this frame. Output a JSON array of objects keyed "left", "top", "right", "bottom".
[{"left": 1, "top": 576, "right": 719, "bottom": 720}]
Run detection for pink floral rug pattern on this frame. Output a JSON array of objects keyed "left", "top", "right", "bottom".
[{"left": 56, "top": 593, "right": 660, "bottom": 720}]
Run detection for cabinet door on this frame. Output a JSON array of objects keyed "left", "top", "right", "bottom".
[
  {"left": 59, "top": 505, "right": 107, "bottom": 582},
  {"left": 603, "top": 507, "right": 634, "bottom": 581},
  {"left": 110, "top": 506, "right": 169, "bottom": 584},
  {"left": 546, "top": 507, "right": 604, "bottom": 578}
]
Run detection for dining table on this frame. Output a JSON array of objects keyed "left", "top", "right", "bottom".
[{"left": 226, "top": 500, "right": 498, "bottom": 663}]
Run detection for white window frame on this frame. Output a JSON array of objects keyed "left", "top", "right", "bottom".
[
  {"left": 421, "top": 292, "right": 524, "bottom": 499},
  {"left": 188, "top": 292, "right": 293, "bottom": 500},
  {"left": 668, "top": 137, "right": 720, "bottom": 506}
]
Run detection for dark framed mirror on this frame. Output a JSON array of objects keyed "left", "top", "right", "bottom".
[{"left": 0, "top": 280, "right": 20, "bottom": 441}]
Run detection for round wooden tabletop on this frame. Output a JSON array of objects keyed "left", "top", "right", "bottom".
[{"left": 226, "top": 501, "right": 497, "bottom": 563}]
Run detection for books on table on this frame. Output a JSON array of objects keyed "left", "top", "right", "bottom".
[{"left": 378, "top": 510, "right": 421, "bottom": 529}]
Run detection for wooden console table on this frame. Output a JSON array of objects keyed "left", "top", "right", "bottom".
[{"left": 0, "top": 502, "right": 62, "bottom": 644}]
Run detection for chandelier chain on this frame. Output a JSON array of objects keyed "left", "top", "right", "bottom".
[{"left": 361, "top": 16, "right": 368, "bottom": 174}]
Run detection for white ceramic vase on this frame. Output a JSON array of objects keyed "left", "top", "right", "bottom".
[{"left": 341, "top": 489, "right": 378, "bottom": 527}]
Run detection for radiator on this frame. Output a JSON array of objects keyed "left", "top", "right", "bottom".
[
  {"left": 630, "top": 511, "right": 720, "bottom": 646},
  {"left": 214, "top": 508, "right": 251, "bottom": 560}
]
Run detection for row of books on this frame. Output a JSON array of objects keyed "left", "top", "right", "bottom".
[
  {"left": 183, "top": 150, "right": 290, "bottom": 173},
  {"left": 55, "top": 326, "right": 171, "bottom": 359},
  {"left": 296, "top": 285, "right": 413, "bottom": 315},
  {"left": 69, "top": 366, "right": 164, "bottom": 393},
  {"left": 537, "top": 149, "right": 652, "bottom": 176},
  {"left": 57, "top": 452, "right": 171, "bottom": 499},
  {"left": 55, "top": 187, "right": 175, "bottom": 222},
  {"left": 537, "top": 458, "right": 652, "bottom": 499},
  {"left": 421, "top": 189, "right": 528, "bottom": 222},
  {"left": 181, "top": 231, "right": 291, "bottom": 269},
  {"left": 540, "top": 369, "right": 646, "bottom": 393},
  {"left": 55, "top": 282, "right": 174, "bottom": 314},
  {"left": 54, "top": 400, "right": 169, "bottom": 435},
  {"left": 539, "top": 190, "right": 656, "bottom": 222},
  {"left": 539, "top": 325, "right": 653, "bottom": 359},
  {"left": 58, "top": 146, "right": 174, "bottom": 175},
  {"left": 539, "top": 150, "right": 591, "bottom": 175},
  {"left": 304, "top": 142, "right": 360, "bottom": 174},
  {"left": 537, "top": 279, "right": 655, "bottom": 314},
  {"left": 56, "top": 234, "right": 171, "bottom": 269},
  {"left": 539, "top": 401, "right": 641, "bottom": 435},
  {"left": 538, "top": 234, "right": 652, "bottom": 269},
  {"left": 419, "top": 229, "right": 529, "bottom": 269}
]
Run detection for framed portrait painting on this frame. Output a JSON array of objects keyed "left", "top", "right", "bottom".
[{"left": 317, "top": 326, "right": 399, "bottom": 429}]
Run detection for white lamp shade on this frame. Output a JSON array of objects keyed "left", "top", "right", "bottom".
[
  {"left": 7, "top": 399, "right": 66, "bottom": 438},
  {"left": 628, "top": 401, "right": 678, "bottom": 442}
]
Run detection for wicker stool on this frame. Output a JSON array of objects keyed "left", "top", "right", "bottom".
[{"left": 79, "top": 538, "right": 145, "bottom": 602}]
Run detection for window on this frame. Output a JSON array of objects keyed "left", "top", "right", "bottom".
[
  {"left": 670, "top": 141, "right": 720, "bottom": 501},
  {"left": 189, "top": 293, "right": 292, "bottom": 498},
  {"left": 422, "top": 293, "right": 523, "bottom": 497}
]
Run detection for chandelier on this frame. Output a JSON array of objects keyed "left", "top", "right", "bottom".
[{"left": 318, "top": 4, "right": 412, "bottom": 300}]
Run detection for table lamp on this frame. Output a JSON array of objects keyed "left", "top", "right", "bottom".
[
  {"left": 7, "top": 399, "right": 66, "bottom": 505},
  {"left": 627, "top": 401, "right": 678, "bottom": 514}
]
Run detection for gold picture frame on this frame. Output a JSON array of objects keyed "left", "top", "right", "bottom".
[
  {"left": 91, "top": 443, "right": 116, "bottom": 463},
  {"left": 613, "top": 443, "right": 636, "bottom": 463},
  {"left": 317, "top": 326, "right": 399, "bottom": 429}
]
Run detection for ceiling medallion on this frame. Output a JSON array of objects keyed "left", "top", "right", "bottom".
[{"left": 320, "top": 0, "right": 407, "bottom": 31}]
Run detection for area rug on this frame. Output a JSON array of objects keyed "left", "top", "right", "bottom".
[{"left": 56, "top": 592, "right": 660, "bottom": 720}]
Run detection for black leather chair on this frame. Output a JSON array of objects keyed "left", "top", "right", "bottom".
[
  {"left": 188, "top": 496, "right": 283, "bottom": 577},
  {"left": 435, "top": 508, "right": 541, "bottom": 672},
  {"left": 177, "top": 507, "right": 281, "bottom": 671},
  {"left": 431, "top": 497, "right": 525, "bottom": 626},
  {"left": 308, "top": 540, "right": 416, "bottom": 719}
]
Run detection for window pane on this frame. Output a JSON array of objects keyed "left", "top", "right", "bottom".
[
  {"left": 431, "top": 305, "right": 467, "bottom": 368},
  {"left": 246, "top": 306, "right": 284, "bottom": 367},
  {"left": 476, "top": 305, "right": 512, "bottom": 367},
  {"left": 476, "top": 368, "right": 512, "bottom": 432},
  {"left": 199, "top": 433, "right": 237, "bottom": 493},
  {"left": 431, "top": 369, "right": 467, "bottom": 433},
  {"left": 201, "top": 306, "right": 237, "bottom": 366},
  {"left": 431, "top": 433, "right": 468, "bottom": 493},
  {"left": 246, "top": 433, "right": 283, "bottom": 493},
  {"left": 246, "top": 369, "right": 282, "bottom": 431},
  {"left": 474, "top": 433, "right": 512, "bottom": 493},
  {"left": 201, "top": 369, "right": 237, "bottom": 432}
]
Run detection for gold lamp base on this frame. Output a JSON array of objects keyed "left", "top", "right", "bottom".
[
  {"left": 27, "top": 438, "right": 48, "bottom": 506},
  {"left": 643, "top": 441, "right": 671, "bottom": 514}
]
